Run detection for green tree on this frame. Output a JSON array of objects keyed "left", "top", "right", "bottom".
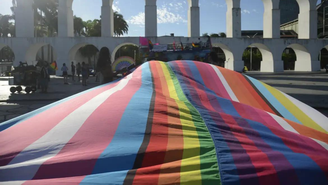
[
  {"left": 79, "top": 45, "right": 99, "bottom": 66},
  {"left": 219, "top": 32, "right": 227, "bottom": 37},
  {"left": 0, "top": 14, "right": 14, "bottom": 37},
  {"left": 210, "top": 33, "right": 219, "bottom": 37},
  {"left": 114, "top": 12, "right": 128, "bottom": 36},
  {"left": 74, "top": 16, "right": 86, "bottom": 36}
]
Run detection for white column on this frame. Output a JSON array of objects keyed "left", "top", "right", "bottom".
[
  {"left": 225, "top": 0, "right": 241, "bottom": 38},
  {"left": 145, "top": 0, "right": 157, "bottom": 37},
  {"left": 15, "top": 0, "right": 34, "bottom": 37},
  {"left": 58, "top": 0, "right": 74, "bottom": 37},
  {"left": 188, "top": 0, "right": 200, "bottom": 37},
  {"left": 262, "top": 0, "right": 280, "bottom": 38},
  {"left": 102, "top": 0, "right": 114, "bottom": 37},
  {"left": 297, "top": 0, "right": 317, "bottom": 39}
]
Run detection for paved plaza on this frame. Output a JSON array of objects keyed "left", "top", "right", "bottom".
[{"left": 0, "top": 70, "right": 328, "bottom": 123}]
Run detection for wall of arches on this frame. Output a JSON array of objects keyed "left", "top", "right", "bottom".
[{"left": 13, "top": 0, "right": 320, "bottom": 39}]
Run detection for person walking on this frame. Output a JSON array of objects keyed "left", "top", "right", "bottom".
[
  {"left": 76, "top": 63, "right": 82, "bottom": 82},
  {"left": 81, "top": 62, "right": 89, "bottom": 86},
  {"left": 61, "top": 63, "right": 69, "bottom": 84},
  {"left": 71, "top": 62, "right": 76, "bottom": 81}
]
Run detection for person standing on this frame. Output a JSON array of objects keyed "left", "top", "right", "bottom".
[
  {"left": 61, "top": 63, "right": 68, "bottom": 84},
  {"left": 76, "top": 63, "right": 82, "bottom": 82},
  {"left": 97, "top": 48, "right": 113, "bottom": 84},
  {"left": 40, "top": 65, "right": 50, "bottom": 93},
  {"left": 81, "top": 62, "right": 89, "bottom": 86},
  {"left": 71, "top": 62, "right": 76, "bottom": 81}
]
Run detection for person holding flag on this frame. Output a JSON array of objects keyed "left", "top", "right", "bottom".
[
  {"left": 50, "top": 61, "right": 58, "bottom": 71},
  {"left": 148, "top": 39, "right": 154, "bottom": 51}
]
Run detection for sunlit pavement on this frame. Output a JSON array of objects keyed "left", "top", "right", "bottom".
[{"left": 1, "top": 71, "right": 328, "bottom": 123}]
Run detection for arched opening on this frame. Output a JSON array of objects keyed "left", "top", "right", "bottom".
[
  {"left": 69, "top": 43, "right": 99, "bottom": 69},
  {"left": 72, "top": 0, "right": 129, "bottom": 37},
  {"left": 241, "top": 0, "right": 264, "bottom": 32},
  {"left": 72, "top": 0, "right": 101, "bottom": 37},
  {"left": 212, "top": 43, "right": 233, "bottom": 69},
  {"left": 156, "top": 0, "right": 188, "bottom": 36},
  {"left": 282, "top": 44, "right": 311, "bottom": 71},
  {"left": 282, "top": 48, "right": 297, "bottom": 70},
  {"left": 243, "top": 43, "right": 276, "bottom": 72},
  {"left": 319, "top": 47, "right": 328, "bottom": 70},
  {"left": 242, "top": 46, "right": 262, "bottom": 71},
  {"left": 112, "top": 43, "right": 139, "bottom": 64},
  {"left": 25, "top": 43, "right": 57, "bottom": 65},
  {"left": 199, "top": 0, "right": 226, "bottom": 37},
  {"left": 0, "top": 44, "right": 15, "bottom": 76},
  {"left": 32, "top": 0, "right": 59, "bottom": 37}
]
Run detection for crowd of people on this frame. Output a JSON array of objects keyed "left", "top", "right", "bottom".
[{"left": 61, "top": 61, "right": 91, "bottom": 86}]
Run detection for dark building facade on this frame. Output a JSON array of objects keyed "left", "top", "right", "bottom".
[{"left": 280, "top": 0, "right": 299, "bottom": 25}]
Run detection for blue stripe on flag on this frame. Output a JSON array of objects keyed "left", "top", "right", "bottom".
[
  {"left": 246, "top": 76, "right": 302, "bottom": 124},
  {"left": 82, "top": 63, "right": 154, "bottom": 185}
]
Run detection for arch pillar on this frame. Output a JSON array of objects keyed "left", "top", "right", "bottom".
[
  {"left": 102, "top": 0, "right": 114, "bottom": 37},
  {"left": 225, "top": 0, "right": 241, "bottom": 38},
  {"left": 296, "top": 0, "right": 317, "bottom": 39},
  {"left": 58, "top": 0, "right": 74, "bottom": 37},
  {"left": 262, "top": 0, "right": 280, "bottom": 38},
  {"left": 15, "top": 0, "right": 34, "bottom": 37},
  {"left": 188, "top": 0, "right": 200, "bottom": 37},
  {"left": 145, "top": 0, "right": 157, "bottom": 37},
  {"left": 10, "top": 44, "right": 25, "bottom": 66},
  {"left": 258, "top": 42, "right": 284, "bottom": 72}
]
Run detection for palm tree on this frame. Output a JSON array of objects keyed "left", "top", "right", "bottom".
[
  {"left": 114, "top": 12, "right": 128, "bottom": 36},
  {"left": 74, "top": 16, "right": 85, "bottom": 36}
]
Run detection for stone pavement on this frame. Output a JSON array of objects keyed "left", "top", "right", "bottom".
[
  {"left": 0, "top": 71, "right": 328, "bottom": 123},
  {"left": 247, "top": 71, "right": 328, "bottom": 109}
]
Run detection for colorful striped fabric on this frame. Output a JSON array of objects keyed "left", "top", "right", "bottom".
[{"left": 1, "top": 60, "right": 328, "bottom": 185}]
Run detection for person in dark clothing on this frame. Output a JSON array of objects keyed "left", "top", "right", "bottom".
[
  {"left": 76, "top": 63, "right": 82, "bottom": 82},
  {"left": 208, "top": 51, "right": 220, "bottom": 65},
  {"left": 97, "top": 48, "right": 113, "bottom": 84},
  {"left": 39, "top": 65, "right": 50, "bottom": 93},
  {"left": 81, "top": 62, "right": 88, "bottom": 86},
  {"left": 71, "top": 62, "right": 76, "bottom": 81}
]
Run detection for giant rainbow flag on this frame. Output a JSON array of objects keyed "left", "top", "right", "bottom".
[{"left": 1, "top": 61, "right": 328, "bottom": 185}]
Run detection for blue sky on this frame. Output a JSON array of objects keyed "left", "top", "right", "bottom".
[{"left": 0, "top": 0, "right": 267, "bottom": 36}]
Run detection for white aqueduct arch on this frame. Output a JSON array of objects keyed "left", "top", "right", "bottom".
[
  {"left": 2, "top": 0, "right": 326, "bottom": 74},
  {"left": 25, "top": 43, "right": 57, "bottom": 64},
  {"left": 111, "top": 43, "right": 139, "bottom": 63}
]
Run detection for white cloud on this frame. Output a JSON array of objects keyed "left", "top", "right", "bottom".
[
  {"left": 127, "top": 12, "right": 145, "bottom": 26},
  {"left": 157, "top": 7, "right": 187, "bottom": 24},
  {"left": 127, "top": 7, "right": 187, "bottom": 26},
  {"left": 112, "top": 1, "right": 120, "bottom": 13},
  {"left": 242, "top": 9, "right": 251, "bottom": 14},
  {"left": 210, "top": 2, "right": 225, "bottom": 8}
]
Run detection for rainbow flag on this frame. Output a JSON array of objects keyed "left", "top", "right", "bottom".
[
  {"left": 148, "top": 39, "right": 153, "bottom": 50},
  {"left": 50, "top": 61, "right": 58, "bottom": 71},
  {"left": 1, "top": 61, "right": 328, "bottom": 184}
]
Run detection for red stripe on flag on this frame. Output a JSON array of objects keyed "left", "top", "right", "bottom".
[
  {"left": 0, "top": 84, "right": 118, "bottom": 167},
  {"left": 25, "top": 69, "right": 143, "bottom": 183}
]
